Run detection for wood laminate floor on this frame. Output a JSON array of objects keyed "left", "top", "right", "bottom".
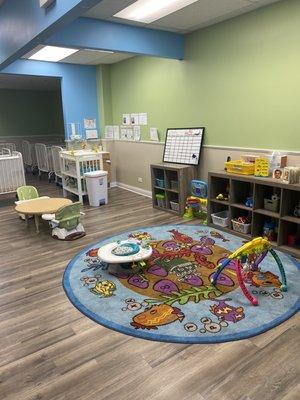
[{"left": 0, "top": 174, "right": 299, "bottom": 400}]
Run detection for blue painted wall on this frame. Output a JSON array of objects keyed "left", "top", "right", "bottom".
[
  {"left": 45, "top": 17, "right": 185, "bottom": 60},
  {"left": 1, "top": 59, "right": 99, "bottom": 139},
  {"left": 0, "top": 0, "right": 102, "bottom": 68}
]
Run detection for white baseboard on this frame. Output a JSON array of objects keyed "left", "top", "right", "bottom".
[{"left": 115, "top": 182, "right": 152, "bottom": 198}]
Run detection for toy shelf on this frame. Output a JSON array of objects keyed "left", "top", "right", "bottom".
[
  {"left": 150, "top": 163, "right": 195, "bottom": 215},
  {"left": 208, "top": 171, "right": 300, "bottom": 257}
]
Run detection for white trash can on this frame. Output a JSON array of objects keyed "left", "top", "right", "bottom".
[{"left": 84, "top": 170, "right": 108, "bottom": 207}]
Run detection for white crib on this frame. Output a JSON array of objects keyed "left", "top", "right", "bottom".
[
  {"left": 51, "top": 145, "right": 63, "bottom": 184},
  {"left": 0, "top": 151, "right": 26, "bottom": 194},
  {"left": 21, "top": 140, "right": 38, "bottom": 172},
  {"left": 35, "top": 143, "right": 54, "bottom": 180},
  {"left": 0, "top": 143, "right": 16, "bottom": 153}
]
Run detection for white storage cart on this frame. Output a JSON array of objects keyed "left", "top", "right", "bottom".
[{"left": 60, "top": 149, "right": 110, "bottom": 203}]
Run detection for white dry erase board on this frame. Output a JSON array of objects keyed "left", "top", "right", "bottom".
[{"left": 163, "top": 127, "right": 205, "bottom": 165}]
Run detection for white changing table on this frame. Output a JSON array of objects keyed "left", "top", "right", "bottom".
[{"left": 60, "top": 149, "right": 110, "bottom": 203}]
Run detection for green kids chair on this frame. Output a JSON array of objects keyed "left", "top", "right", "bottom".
[
  {"left": 15, "top": 185, "right": 49, "bottom": 220},
  {"left": 42, "top": 201, "right": 85, "bottom": 240},
  {"left": 16, "top": 185, "right": 39, "bottom": 201}
]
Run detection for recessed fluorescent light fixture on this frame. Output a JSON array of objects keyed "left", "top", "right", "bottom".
[
  {"left": 85, "top": 49, "right": 114, "bottom": 54},
  {"left": 29, "top": 46, "right": 78, "bottom": 62},
  {"left": 114, "top": 0, "right": 198, "bottom": 23}
]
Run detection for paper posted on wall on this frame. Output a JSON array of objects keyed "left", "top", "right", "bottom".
[
  {"left": 150, "top": 127, "right": 159, "bottom": 141},
  {"left": 131, "top": 114, "right": 139, "bottom": 125},
  {"left": 84, "top": 118, "right": 96, "bottom": 129},
  {"left": 139, "top": 113, "right": 148, "bottom": 125},
  {"left": 133, "top": 126, "right": 141, "bottom": 141},
  {"left": 122, "top": 114, "right": 131, "bottom": 125},
  {"left": 105, "top": 126, "right": 114, "bottom": 139},
  {"left": 85, "top": 129, "right": 98, "bottom": 139},
  {"left": 113, "top": 126, "right": 120, "bottom": 140}
]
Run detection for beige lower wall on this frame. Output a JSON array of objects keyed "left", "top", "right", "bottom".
[{"left": 103, "top": 140, "right": 300, "bottom": 193}]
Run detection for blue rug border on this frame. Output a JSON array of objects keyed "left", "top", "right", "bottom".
[{"left": 62, "top": 224, "right": 300, "bottom": 344}]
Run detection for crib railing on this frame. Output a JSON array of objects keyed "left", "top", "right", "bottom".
[
  {"left": 0, "top": 151, "right": 26, "bottom": 194},
  {"left": 35, "top": 143, "right": 54, "bottom": 179},
  {"left": 0, "top": 143, "right": 16, "bottom": 153}
]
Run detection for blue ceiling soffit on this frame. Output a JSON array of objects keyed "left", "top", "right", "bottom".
[
  {"left": 44, "top": 17, "right": 185, "bottom": 60},
  {"left": 0, "top": 0, "right": 103, "bottom": 69}
]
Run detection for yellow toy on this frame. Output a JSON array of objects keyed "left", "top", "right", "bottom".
[
  {"left": 183, "top": 180, "right": 208, "bottom": 222},
  {"left": 183, "top": 197, "right": 207, "bottom": 220},
  {"left": 211, "top": 237, "right": 287, "bottom": 306},
  {"left": 254, "top": 157, "right": 270, "bottom": 177}
]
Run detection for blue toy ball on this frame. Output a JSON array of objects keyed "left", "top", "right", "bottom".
[{"left": 191, "top": 180, "right": 208, "bottom": 198}]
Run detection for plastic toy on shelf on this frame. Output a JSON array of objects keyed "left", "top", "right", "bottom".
[
  {"left": 216, "top": 193, "right": 229, "bottom": 201},
  {"left": 191, "top": 180, "right": 207, "bottom": 198},
  {"left": 183, "top": 180, "right": 208, "bottom": 222},
  {"left": 211, "top": 237, "right": 287, "bottom": 306},
  {"left": 263, "top": 220, "right": 277, "bottom": 242},
  {"left": 245, "top": 196, "right": 253, "bottom": 208}
]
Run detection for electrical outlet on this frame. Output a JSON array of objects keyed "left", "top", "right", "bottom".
[{"left": 138, "top": 177, "right": 143, "bottom": 183}]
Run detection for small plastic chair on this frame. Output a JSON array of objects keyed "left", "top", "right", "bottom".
[
  {"left": 16, "top": 186, "right": 39, "bottom": 201},
  {"left": 15, "top": 186, "right": 49, "bottom": 220},
  {"left": 42, "top": 202, "right": 85, "bottom": 240}
]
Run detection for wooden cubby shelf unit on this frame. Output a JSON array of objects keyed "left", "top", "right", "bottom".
[
  {"left": 150, "top": 163, "right": 195, "bottom": 216},
  {"left": 208, "top": 171, "right": 300, "bottom": 258}
]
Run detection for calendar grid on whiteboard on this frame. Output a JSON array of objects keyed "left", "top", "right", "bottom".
[{"left": 163, "top": 127, "right": 205, "bottom": 166}]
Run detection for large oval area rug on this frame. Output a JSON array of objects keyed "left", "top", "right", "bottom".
[{"left": 63, "top": 225, "right": 300, "bottom": 344}]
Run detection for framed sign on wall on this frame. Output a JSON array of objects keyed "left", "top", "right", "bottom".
[{"left": 163, "top": 127, "right": 205, "bottom": 165}]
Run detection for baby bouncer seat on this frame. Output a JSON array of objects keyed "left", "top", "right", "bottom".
[{"left": 42, "top": 202, "right": 85, "bottom": 240}]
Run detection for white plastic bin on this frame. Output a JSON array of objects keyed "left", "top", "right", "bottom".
[
  {"left": 211, "top": 210, "right": 230, "bottom": 227},
  {"left": 84, "top": 170, "right": 108, "bottom": 207}
]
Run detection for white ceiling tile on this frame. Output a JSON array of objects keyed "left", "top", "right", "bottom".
[
  {"left": 62, "top": 49, "right": 111, "bottom": 64},
  {"left": 57, "top": 49, "right": 134, "bottom": 65},
  {"left": 84, "top": 0, "right": 137, "bottom": 19},
  {"left": 148, "top": 0, "right": 251, "bottom": 32},
  {"left": 84, "top": 0, "right": 283, "bottom": 33},
  {"left": 88, "top": 52, "right": 134, "bottom": 64}
]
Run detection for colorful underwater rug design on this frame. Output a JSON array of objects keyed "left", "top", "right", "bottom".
[{"left": 63, "top": 225, "right": 300, "bottom": 344}]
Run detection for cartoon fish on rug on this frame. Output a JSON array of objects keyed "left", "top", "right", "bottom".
[
  {"left": 130, "top": 304, "right": 185, "bottom": 330},
  {"left": 90, "top": 280, "right": 116, "bottom": 297},
  {"left": 250, "top": 271, "right": 281, "bottom": 288},
  {"left": 210, "top": 231, "right": 229, "bottom": 242},
  {"left": 129, "top": 232, "right": 152, "bottom": 241},
  {"left": 86, "top": 248, "right": 100, "bottom": 257},
  {"left": 168, "top": 229, "right": 193, "bottom": 244},
  {"left": 210, "top": 299, "right": 245, "bottom": 323}
]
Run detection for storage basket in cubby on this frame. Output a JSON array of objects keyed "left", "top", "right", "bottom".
[
  {"left": 211, "top": 210, "right": 230, "bottom": 227},
  {"left": 170, "top": 180, "right": 179, "bottom": 191},
  {"left": 170, "top": 201, "right": 179, "bottom": 212},
  {"left": 264, "top": 197, "right": 279, "bottom": 212},
  {"left": 155, "top": 178, "right": 165, "bottom": 188},
  {"left": 232, "top": 219, "right": 251, "bottom": 234},
  {"left": 155, "top": 193, "right": 166, "bottom": 208}
]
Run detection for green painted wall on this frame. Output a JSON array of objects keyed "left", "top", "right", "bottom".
[
  {"left": 0, "top": 89, "right": 64, "bottom": 136},
  {"left": 100, "top": 0, "right": 300, "bottom": 150},
  {"left": 97, "top": 65, "right": 113, "bottom": 135}
]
